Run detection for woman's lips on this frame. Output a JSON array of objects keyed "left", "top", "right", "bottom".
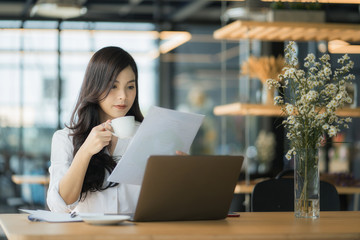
[{"left": 114, "top": 104, "right": 127, "bottom": 110}]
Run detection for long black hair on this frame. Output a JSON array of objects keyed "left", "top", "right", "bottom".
[{"left": 68, "top": 46, "right": 144, "bottom": 200}]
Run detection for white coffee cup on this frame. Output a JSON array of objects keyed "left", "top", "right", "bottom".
[{"left": 109, "top": 116, "right": 135, "bottom": 139}]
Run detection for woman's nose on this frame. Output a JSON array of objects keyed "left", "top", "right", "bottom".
[{"left": 118, "top": 89, "right": 126, "bottom": 100}]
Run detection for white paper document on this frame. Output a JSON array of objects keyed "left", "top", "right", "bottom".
[
  {"left": 108, "top": 106, "right": 204, "bottom": 185},
  {"left": 19, "top": 209, "right": 82, "bottom": 222}
]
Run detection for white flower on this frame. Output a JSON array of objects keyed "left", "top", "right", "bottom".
[
  {"left": 348, "top": 74, "right": 355, "bottom": 80},
  {"left": 284, "top": 68, "right": 296, "bottom": 78},
  {"left": 285, "top": 147, "right": 296, "bottom": 160},
  {"left": 310, "top": 67, "right": 317, "bottom": 73},
  {"left": 326, "top": 100, "right": 338, "bottom": 109},
  {"left": 315, "top": 113, "right": 326, "bottom": 121},
  {"left": 335, "top": 93, "right": 342, "bottom": 101},
  {"left": 306, "top": 90, "right": 319, "bottom": 101},
  {"left": 305, "top": 53, "right": 315, "bottom": 62},
  {"left": 323, "top": 67, "right": 332, "bottom": 77},
  {"left": 266, "top": 79, "right": 281, "bottom": 89},
  {"left": 286, "top": 104, "right": 295, "bottom": 115},
  {"left": 287, "top": 115, "right": 296, "bottom": 124},
  {"left": 320, "top": 54, "right": 330, "bottom": 62},
  {"left": 286, "top": 132, "right": 292, "bottom": 139},
  {"left": 274, "top": 96, "right": 284, "bottom": 105},
  {"left": 328, "top": 126, "right": 337, "bottom": 137}
]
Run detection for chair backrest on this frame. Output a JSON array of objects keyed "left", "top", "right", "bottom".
[
  {"left": 251, "top": 177, "right": 341, "bottom": 212},
  {"left": 319, "top": 180, "right": 341, "bottom": 211},
  {"left": 251, "top": 178, "right": 294, "bottom": 212}
]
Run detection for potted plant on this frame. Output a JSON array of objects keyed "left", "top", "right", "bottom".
[
  {"left": 267, "top": 1, "right": 325, "bottom": 23},
  {"left": 267, "top": 41, "right": 355, "bottom": 218}
]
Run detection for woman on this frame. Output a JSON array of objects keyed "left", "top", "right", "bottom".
[{"left": 47, "top": 46, "right": 145, "bottom": 214}]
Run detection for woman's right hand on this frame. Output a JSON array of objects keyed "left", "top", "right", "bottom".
[{"left": 80, "top": 121, "right": 113, "bottom": 156}]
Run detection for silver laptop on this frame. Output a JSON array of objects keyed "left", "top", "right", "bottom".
[{"left": 131, "top": 155, "right": 244, "bottom": 222}]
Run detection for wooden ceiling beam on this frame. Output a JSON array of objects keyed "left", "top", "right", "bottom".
[{"left": 214, "top": 20, "right": 360, "bottom": 42}]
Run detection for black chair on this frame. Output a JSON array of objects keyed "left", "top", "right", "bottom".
[{"left": 251, "top": 170, "right": 340, "bottom": 212}]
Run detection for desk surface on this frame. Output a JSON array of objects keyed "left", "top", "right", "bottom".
[{"left": 1, "top": 212, "right": 360, "bottom": 240}]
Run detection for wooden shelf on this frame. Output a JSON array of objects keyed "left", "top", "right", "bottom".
[
  {"left": 214, "top": 103, "right": 282, "bottom": 117},
  {"left": 336, "top": 108, "right": 360, "bottom": 117},
  {"left": 213, "top": 20, "right": 360, "bottom": 42},
  {"left": 213, "top": 103, "right": 360, "bottom": 117}
]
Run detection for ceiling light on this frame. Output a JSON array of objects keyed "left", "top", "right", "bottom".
[{"left": 31, "top": 0, "right": 87, "bottom": 19}]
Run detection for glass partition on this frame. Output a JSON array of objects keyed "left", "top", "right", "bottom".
[{"left": 0, "top": 20, "right": 158, "bottom": 209}]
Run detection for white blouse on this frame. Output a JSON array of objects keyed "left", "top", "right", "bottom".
[{"left": 46, "top": 124, "right": 141, "bottom": 214}]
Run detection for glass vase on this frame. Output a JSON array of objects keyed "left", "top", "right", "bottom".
[{"left": 294, "top": 148, "right": 320, "bottom": 218}]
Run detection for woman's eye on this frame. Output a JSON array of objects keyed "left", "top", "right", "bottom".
[
  {"left": 112, "top": 85, "right": 117, "bottom": 89},
  {"left": 128, "top": 85, "right": 135, "bottom": 90}
]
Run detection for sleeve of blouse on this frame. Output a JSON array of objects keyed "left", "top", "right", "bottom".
[{"left": 46, "top": 129, "right": 79, "bottom": 212}]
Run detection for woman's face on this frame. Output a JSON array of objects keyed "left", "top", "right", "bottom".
[{"left": 99, "top": 65, "right": 137, "bottom": 122}]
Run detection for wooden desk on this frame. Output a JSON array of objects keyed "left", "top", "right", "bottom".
[
  {"left": 235, "top": 181, "right": 360, "bottom": 211},
  {"left": 11, "top": 175, "right": 50, "bottom": 209},
  {"left": 235, "top": 182, "right": 360, "bottom": 195},
  {"left": 11, "top": 176, "right": 360, "bottom": 195},
  {"left": 0, "top": 212, "right": 360, "bottom": 240},
  {"left": 11, "top": 175, "right": 50, "bottom": 185}
]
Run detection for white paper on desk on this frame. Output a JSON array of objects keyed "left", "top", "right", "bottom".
[
  {"left": 108, "top": 106, "right": 204, "bottom": 185},
  {"left": 19, "top": 209, "right": 82, "bottom": 222}
]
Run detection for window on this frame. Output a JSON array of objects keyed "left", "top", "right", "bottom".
[{"left": 0, "top": 20, "right": 158, "bottom": 178}]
